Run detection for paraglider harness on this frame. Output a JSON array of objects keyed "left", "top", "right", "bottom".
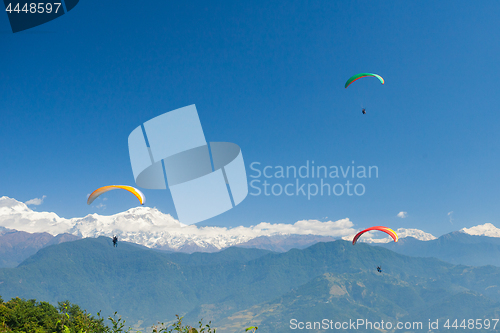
[{"left": 112, "top": 236, "right": 118, "bottom": 247}]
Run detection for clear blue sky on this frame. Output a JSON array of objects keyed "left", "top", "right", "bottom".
[{"left": 1, "top": 0, "right": 499, "bottom": 236}]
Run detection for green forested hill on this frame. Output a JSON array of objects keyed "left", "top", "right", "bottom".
[
  {"left": 159, "top": 246, "right": 273, "bottom": 266},
  {"left": 1, "top": 237, "right": 499, "bottom": 332},
  {"left": 216, "top": 272, "right": 500, "bottom": 332}
]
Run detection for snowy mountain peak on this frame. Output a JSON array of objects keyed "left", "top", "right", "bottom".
[
  {"left": 461, "top": 223, "right": 500, "bottom": 238},
  {"left": 0, "top": 196, "right": 358, "bottom": 252},
  {"left": 396, "top": 228, "right": 437, "bottom": 241},
  {"left": 341, "top": 227, "right": 436, "bottom": 243},
  {"left": 9, "top": 196, "right": 498, "bottom": 253}
]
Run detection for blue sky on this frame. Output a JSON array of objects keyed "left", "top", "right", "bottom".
[{"left": 1, "top": 1, "right": 499, "bottom": 236}]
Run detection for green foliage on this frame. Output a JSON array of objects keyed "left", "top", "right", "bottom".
[
  {"left": 0, "top": 297, "right": 224, "bottom": 333},
  {"left": 152, "top": 315, "right": 216, "bottom": 333},
  {"left": 107, "top": 312, "right": 131, "bottom": 333},
  {"left": 0, "top": 297, "right": 108, "bottom": 333}
]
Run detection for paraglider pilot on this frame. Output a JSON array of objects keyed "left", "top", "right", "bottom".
[
  {"left": 377, "top": 266, "right": 382, "bottom": 273},
  {"left": 112, "top": 235, "right": 118, "bottom": 247},
  {"left": 362, "top": 108, "right": 366, "bottom": 114}
]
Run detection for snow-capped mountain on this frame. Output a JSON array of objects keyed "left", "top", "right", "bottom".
[
  {"left": 461, "top": 223, "right": 500, "bottom": 237},
  {"left": 10, "top": 196, "right": 500, "bottom": 252},
  {"left": 341, "top": 227, "right": 436, "bottom": 243},
  {"left": 0, "top": 196, "right": 360, "bottom": 252},
  {"left": 395, "top": 228, "right": 437, "bottom": 241}
]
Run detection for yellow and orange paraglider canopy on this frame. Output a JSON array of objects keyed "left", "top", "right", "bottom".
[
  {"left": 352, "top": 226, "right": 398, "bottom": 245},
  {"left": 87, "top": 185, "right": 145, "bottom": 205}
]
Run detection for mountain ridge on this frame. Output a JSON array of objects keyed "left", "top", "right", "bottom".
[
  {"left": 1, "top": 237, "right": 500, "bottom": 332},
  {"left": 376, "top": 231, "right": 500, "bottom": 267}
]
